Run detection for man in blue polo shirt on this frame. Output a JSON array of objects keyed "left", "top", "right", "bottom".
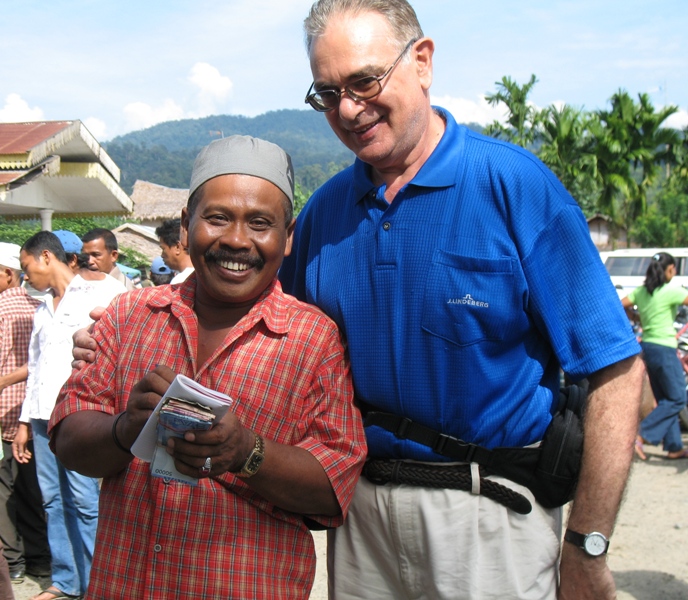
[{"left": 279, "top": 0, "right": 644, "bottom": 598}]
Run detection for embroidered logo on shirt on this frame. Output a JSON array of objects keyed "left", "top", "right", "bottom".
[{"left": 447, "top": 294, "right": 489, "bottom": 308}]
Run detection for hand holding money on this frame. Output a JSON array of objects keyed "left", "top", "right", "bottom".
[{"left": 116, "top": 366, "right": 177, "bottom": 451}]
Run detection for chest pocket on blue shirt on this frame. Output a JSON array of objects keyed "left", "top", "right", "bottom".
[{"left": 421, "top": 251, "right": 517, "bottom": 346}]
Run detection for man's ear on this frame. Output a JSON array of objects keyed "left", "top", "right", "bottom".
[
  {"left": 180, "top": 208, "right": 190, "bottom": 249},
  {"left": 283, "top": 218, "right": 296, "bottom": 257},
  {"left": 413, "top": 37, "right": 435, "bottom": 91},
  {"left": 0, "top": 267, "right": 12, "bottom": 285}
]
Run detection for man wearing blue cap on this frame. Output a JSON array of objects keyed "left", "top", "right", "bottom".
[
  {"left": 50, "top": 136, "right": 365, "bottom": 599},
  {"left": 13, "top": 231, "right": 125, "bottom": 600},
  {"left": 51, "top": 231, "right": 82, "bottom": 273},
  {"left": 149, "top": 256, "right": 174, "bottom": 286}
]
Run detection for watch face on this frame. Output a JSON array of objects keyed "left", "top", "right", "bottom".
[
  {"left": 584, "top": 533, "right": 608, "bottom": 556},
  {"left": 245, "top": 454, "right": 264, "bottom": 474}
]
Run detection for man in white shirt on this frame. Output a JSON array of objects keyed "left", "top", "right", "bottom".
[
  {"left": 12, "top": 231, "right": 124, "bottom": 600},
  {"left": 155, "top": 218, "right": 194, "bottom": 284}
]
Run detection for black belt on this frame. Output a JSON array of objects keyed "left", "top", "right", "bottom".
[
  {"left": 364, "top": 411, "right": 496, "bottom": 465},
  {"left": 362, "top": 459, "right": 532, "bottom": 514}
]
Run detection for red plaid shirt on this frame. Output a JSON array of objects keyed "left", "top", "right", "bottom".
[
  {"left": 0, "top": 287, "right": 42, "bottom": 442},
  {"left": 51, "top": 276, "right": 366, "bottom": 599}
]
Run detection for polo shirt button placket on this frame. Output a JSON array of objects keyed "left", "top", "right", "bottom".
[{"left": 382, "top": 222, "right": 391, "bottom": 231}]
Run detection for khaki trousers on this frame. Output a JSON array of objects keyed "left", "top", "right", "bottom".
[{"left": 328, "top": 474, "right": 562, "bottom": 600}]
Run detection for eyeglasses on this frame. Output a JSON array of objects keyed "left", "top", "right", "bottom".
[{"left": 304, "top": 39, "right": 418, "bottom": 112}]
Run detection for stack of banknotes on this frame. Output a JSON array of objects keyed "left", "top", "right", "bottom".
[
  {"left": 151, "top": 398, "right": 217, "bottom": 485},
  {"left": 131, "top": 374, "right": 234, "bottom": 486}
]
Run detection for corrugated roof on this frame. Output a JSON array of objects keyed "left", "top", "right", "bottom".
[
  {"left": 0, "top": 121, "right": 73, "bottom": 155},
  {"left": 0, "top": 171, "right": 28, "bottom": 185},
  {"left": 0, "top": 121, "right": 120, "bottom": 182},
  {"left": 0, "top": 121, "right": 130, "bottom": 217}
]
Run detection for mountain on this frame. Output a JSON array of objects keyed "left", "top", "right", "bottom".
[
  {"left": 104, "top": 109, "right": 354, "bottom": 195},
  {"left": 104, "top": 109, "right": 486, "bottom": 196}
]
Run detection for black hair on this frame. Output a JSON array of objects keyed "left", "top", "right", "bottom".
[
  {"left": 76, "top": 252, "right": 92, "bottom": 270},
  {"left": 151, "top": 272, "right": 174, "bottom": 286},
  {"left": 20, "top": 231, "right": 68, "bottom": 264},
  {"left": 155, "top": 218, "right": 183, "bottom": 247},
  {"left": 644, "top": 252, "right": 676, "bottom": 295},
  {"left": 82, "top": 228, "right": 118, "bottom": 252}
]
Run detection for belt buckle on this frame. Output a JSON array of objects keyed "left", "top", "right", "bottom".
[
  {"left": 434, "top": 435, "right": 477, "bottom": 462},
  {"left": 394, "top": 417, "right": 413, "bottom": 439}
]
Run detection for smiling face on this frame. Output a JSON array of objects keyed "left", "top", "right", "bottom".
[
  {"left": 309, "top": 10, "right": 435, "bottom": 177},
  {"left": 181, "top": 174, "right": 295, "bottom": 313}
]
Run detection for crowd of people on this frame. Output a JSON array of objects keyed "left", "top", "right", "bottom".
[
  {"left": 0, "top": 0, "right": 685, "bottom": 599},
  {"left": 0, "top": 223, "right": 199, "bottom": 600}
]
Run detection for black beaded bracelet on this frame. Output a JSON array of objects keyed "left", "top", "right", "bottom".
[{"left": 112, "top": 412, "right": 132, "bottom": 455}]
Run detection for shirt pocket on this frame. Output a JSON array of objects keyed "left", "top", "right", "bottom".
[{"left": 421, "top": 251, "right": 518, "bottom": 347}]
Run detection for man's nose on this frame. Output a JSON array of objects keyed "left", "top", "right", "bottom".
[
  {"left": 222, "top": 223, "right": 252, "bottom": 248},
  {"left": 336, "top": 94, "right": 366, "bottom": 121}
]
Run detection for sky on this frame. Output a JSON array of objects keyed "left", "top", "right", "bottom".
[{"left": 2, "top": 0, "right": 686, "bottom": 142}]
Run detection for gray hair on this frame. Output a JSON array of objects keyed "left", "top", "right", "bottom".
[{"left": 304, "top": 0, "right": 424, "bottom": 55}]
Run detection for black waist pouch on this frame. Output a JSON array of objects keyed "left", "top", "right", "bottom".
[{"left": 484, "top": 385, "right": 585, "bottom": 508}]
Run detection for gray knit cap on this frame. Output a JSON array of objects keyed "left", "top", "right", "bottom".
[{"left": 189, "top": 135, "right": 294, "bottom": 206}]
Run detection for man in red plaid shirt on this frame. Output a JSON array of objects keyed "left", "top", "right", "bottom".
[
  {"left": 0, "top": 243, "right": 50, "bottom": 584},
  {"left": 49, "top": 136, "right": 367, "bottom": 599}
]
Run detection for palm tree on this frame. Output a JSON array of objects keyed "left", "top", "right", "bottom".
[
  {"left": 633, "top": 93, "right": 680, "bottom": 210},
  {"left": 538, "top": 104, "right": 599, "bottom": 213},
  {"left": 485, "top": 74, "right": 540, "bottom": 148},
  {"left": 594, "top": 90, "right": 679, "bottom": 236}
]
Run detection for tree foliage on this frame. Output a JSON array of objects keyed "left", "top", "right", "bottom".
[
  {"left": 485, "top": 74, "right": 541, "bottom": 148},
  {"left": 0, "top": 216, "right": 149, "bottom": 269},
  {"left": 105, "top": 109, "right": 354, "bottom": 198},
  {"left": 484, "top": 75, "right": 685, "bottom": 247}
]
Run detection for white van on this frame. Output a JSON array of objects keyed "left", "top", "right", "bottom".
[{"left": 602, "top": 248, "right": 688, "bottom": 299}]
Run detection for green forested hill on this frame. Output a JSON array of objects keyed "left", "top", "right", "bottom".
[{"left": 104, "top": 109, "right": 354, "bottom": 195}]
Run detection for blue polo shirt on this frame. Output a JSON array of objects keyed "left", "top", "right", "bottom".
[{"left": 280, "top": 108, "right": 639, "bottom": 460}]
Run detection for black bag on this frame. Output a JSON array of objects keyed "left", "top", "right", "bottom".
[{"left": 485, "top": 385, "right": 585, "bottom": 508}]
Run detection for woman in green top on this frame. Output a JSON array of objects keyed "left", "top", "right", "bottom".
[{"left": 622, "top": 252, "right": 688, "bottom": 460}]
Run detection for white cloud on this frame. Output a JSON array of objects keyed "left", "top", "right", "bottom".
[
  {"left": 118, "top": 63, "right": 233, "bottom": 134},
  {"left": 0, "top": 93, "right": 44, "bottom": 122},
  {"left": 431, "top": 94, "right": 507, "bottom": 127},
  {"left": 665, "top": 108, "right": 688, "bottom": 130},
  {"left": 188, "top": 62, "right": 232, "bottom": 100},
  {"left": 123, "top": 99, "right": 185, "bottom": 131},
  {"left": 187, "top": 62, "right": 233, "bottom": 118},
  {"left": 83, "top": 117, "right": 107, "bottom": 141}
]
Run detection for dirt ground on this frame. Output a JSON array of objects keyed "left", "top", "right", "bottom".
[{"left": 11, "top": 437, "right": 688, "bottom": 599}]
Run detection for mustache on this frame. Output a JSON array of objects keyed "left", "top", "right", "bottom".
[{"left": 204, "top": 248, "right": 264, "bottom": 270}]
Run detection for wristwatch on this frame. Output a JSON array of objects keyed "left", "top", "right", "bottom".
[
  {"left": 564, "top": 529, "right": 610, "bottom": 557},
  {"left": 237, "top": 433, "right": 265, "bottom": 478}
]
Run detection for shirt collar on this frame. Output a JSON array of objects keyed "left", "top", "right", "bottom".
[
  {"left": 145, "top": 274, "right": 290, "bottom": 335},
  {"left": 352, "top": 106, "right": 462, "bottom": 204},
  {"left": 0, "top": 286, "right": 28, "bottom": 299}
]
